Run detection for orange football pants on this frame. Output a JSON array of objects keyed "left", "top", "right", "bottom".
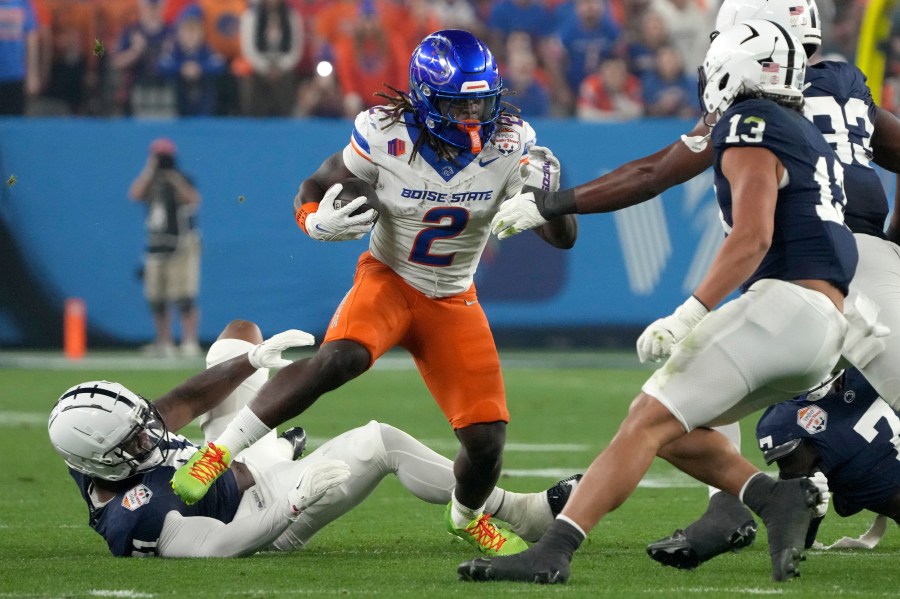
[{"left": 323, "top": 252, "right": 508, "bottom": 429}]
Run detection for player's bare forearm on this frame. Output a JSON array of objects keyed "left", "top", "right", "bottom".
[
  {"left": 154, "top": 355, "right": 258, "bottom": 432},
  {"left": 294, "top": 152, "right": 355, "bottom": 211},
  {"left": 570, "top": 121, "right": 713, "bottom": 214},
  {"left": 533, "top": 214, "right": 577, "bottom": 249},
  {"left": 872, "top": 107, "right": 900, "bottom": 173}
]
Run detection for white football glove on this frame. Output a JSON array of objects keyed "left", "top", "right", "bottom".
[
  {"left": 807, "top": 471, "right": 831, "bottom": 519},
  {"left": 490, "top": 191, "right": 549, "bottom": 240},
  {"left": 248, "top": 329, "right": 315, "bottom": 369},
  {"left": 520, "top": 145, "right": 561, "bottom": 192},
  {"left": 305, "top": 183, "right": 376, "bottom": 242},
  {"left": 636, "top": 296, "right": 709, "bottom": 363},
  {"left": 287, "top": 459, "right": 351, "bottom": 516}
]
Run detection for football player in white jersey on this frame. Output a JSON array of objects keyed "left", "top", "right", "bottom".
[
  {"left": 50, "top": 319, "right": 580, "bottom": 558},
  {"left": 171, "top": 30, "right": 577, "bottom": 557}
]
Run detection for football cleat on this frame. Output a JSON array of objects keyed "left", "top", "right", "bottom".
[
  {"left": 458, "top": 551, "right": 569, "bottom": 584},
  {"left": 171, "top": 442, "right": 231, "bottom": 505},
  {"left": 445, "top": 503, "right": 529, "bottom": 556},
  {"left": 547, "top": 474, "right": 582, "bottom": 517},
  {"left": 758, "top": 478, "right": 821, "bottom": 581},
  {"left": 647, "top": 492, "right": 757, "bottom": 569},
  {"left": 280, "top": 427, "right": 308, "bottom": 460}
]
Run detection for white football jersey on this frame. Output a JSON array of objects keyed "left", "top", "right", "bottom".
[{"left": 342, "top": 109, "right": 536, "bottom": 298}]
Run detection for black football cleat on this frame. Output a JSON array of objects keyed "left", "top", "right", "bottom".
[
  {"left": 759, "top": 478, "right": 820, "bottom": 582},
  {"left": 647, "top": 492, "right": 757, "bottom": 570},
  {"left": 547, "top": 474, "right": 583, "bottom": 517},
  {"left": 280, "top": 427, "right": 308, "bottom": 460},
  {"left": 458, "top": 552, "right": 569, "bottom": 584}
]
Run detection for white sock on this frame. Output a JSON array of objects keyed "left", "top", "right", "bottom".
[
  {"left": 213, "top": 405, "right": 271, "bottom": 458},
  {"left": 450, "top": 491, "right": 484, "bottom": 529},
  {"left": 487, "top": 489, "right": 552, "bottom": 543}
]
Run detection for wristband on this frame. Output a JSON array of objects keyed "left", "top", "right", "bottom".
[
  {"left": 526, "top": 186, "right": 576, "bottom": 220},
  {"left": 295, "top": 202, "right": 320, "bottom": 235}
]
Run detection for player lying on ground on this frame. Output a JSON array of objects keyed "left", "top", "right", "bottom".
[
  {"left": 48, "top": 319, "right": 580, "bottom": 557},
  {"left": 647, "top": 366, "right": 900, "bottom": 567},
  {"left": 758, "top": 367, "right": 900, "bottom": 549}
]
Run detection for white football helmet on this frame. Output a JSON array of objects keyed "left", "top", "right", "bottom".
[
  {"left": 715, "top": 0, "right": 822, "bottom": 57},
  {"left": 699, "top": 19, "right": 807, "bottom": 117},
  {"left": 48, "top": 381, "right": 169, "bottom": 481}
]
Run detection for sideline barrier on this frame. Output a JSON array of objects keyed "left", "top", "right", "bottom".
[{"left": 0, "top": 118, "right": 893, "bottom": 346}]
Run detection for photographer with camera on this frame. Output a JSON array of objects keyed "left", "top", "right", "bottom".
[{"left": 129, "top": 137, "right": 202, "bottom": 357}]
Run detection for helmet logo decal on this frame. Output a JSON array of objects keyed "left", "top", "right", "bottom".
[
  {"left": 121, "top": 484, "right": 153, "bottom": 511},
  {"left": 414, "top": 37, "right": 454, "bottom": 86}
]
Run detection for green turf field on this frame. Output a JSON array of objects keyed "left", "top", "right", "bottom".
[{"left": 1, "top": 353, "right": 897, "bottom": 598}]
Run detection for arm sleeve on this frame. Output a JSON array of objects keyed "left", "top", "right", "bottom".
[{"left": 157, "top": 502, "right": 295, "bottom": 558}]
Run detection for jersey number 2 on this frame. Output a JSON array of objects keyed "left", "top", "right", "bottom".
[{"left": 409, "top": 207, "right": 469, "bottom": 267}]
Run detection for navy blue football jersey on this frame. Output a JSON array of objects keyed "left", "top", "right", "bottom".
[
  {"left": 70, "top": 433, "right": 241, "bottom": 557},
  {"left": 757, "top": 369, "right": 900, "bottom": 517},
  {"left": 712, "top": 98, "right": 858, "bottom": 294},
  {"left": 804, "top": 61, "right": 887, "bottom": 239}
]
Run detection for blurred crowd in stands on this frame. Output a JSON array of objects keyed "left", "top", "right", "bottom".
[{"left": 1, "top": 0, "right": 899, "bottom": 120}]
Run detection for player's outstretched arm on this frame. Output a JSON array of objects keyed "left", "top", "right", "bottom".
[
  {"left": 490, "top": 121, "right": 714, "bottom": 240},
  {"left": 155, "top": 328, "right": 315, "bottom": 433},
  {"left": 566, "top": 119, "right": 714, "bottom": 216}
]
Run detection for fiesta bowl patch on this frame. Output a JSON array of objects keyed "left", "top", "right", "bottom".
[
  {"left": 494, "top": 129, "right": 520, "bottom": 156},
  {"left": 122, "top": 484, "right": 153, "bottom": 511},
  {"left": 797, "top": 405, "right": 828, "bottom": 434}
]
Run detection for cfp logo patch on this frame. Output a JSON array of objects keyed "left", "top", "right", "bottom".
[
  {"left": 797, "top": 405, "right": 828, "bottom": 434},
  {"left": 387, "top": 138, "right": 406, "bottom": 157},
  {"left": 121, "top": 484, "right": 153, "bottom": 511}
]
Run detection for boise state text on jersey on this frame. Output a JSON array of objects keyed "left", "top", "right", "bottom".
[{"left": 342, "top": 109, "right": 536, "bottom": 298}]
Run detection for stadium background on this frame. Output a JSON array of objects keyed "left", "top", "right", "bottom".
[{"left": 0, "top": 0, "right": 898, "bottom": 352}]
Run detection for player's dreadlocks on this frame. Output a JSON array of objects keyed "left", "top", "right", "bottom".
[{"left": 373, "top": 84, "right": 519, "bottom": 165}]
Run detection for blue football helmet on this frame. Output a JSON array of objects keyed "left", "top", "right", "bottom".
[{"left": 409, "top": 30, "right": 502, "bottom": 154}]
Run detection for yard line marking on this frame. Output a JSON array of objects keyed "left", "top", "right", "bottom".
[
  {"left": 0, "top": 411, "right": 46, "bottom": 426},
  {"left": 89, "top": 592, "right": 154, "bottom": 599},
  {"left": 0, "top": 350, "right": 647, "bottom": 371}
]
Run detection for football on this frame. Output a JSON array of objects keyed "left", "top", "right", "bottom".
[{"left": 333, "top": 177, "right": 380, "bottom": 222}]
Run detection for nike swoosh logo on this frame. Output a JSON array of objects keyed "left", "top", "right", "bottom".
[
  {"left": 465, "top": 300, "right": 478, "bottom": 306},
  {"left": 479, "top": 157, "right": 500, "bottom": 168}
]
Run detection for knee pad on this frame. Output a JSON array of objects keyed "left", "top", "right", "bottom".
[{"left": 149, "top": 300, "right": 167, "bottom": 316}]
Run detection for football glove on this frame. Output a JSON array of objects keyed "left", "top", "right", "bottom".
[
  {"left": 636, "top": 296, "right": 709, "bottom": 363},
  {"left": 490, "top": 191, "right": 548, "bottom": 240},
  {"left": 807, "top": 471, "right": 831, "bottom": 518},
  {"left": 521, "top": 145, "right": 561, "bottom": 192},
  {"left": 305, "top": 183, "right": 376, "bottom": 242},
  {"left": 248, "top": 329, "right": 316, "bottom": 369},
  {"left": 287, "top": 459, "right": 351, "bottom": 516}
]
